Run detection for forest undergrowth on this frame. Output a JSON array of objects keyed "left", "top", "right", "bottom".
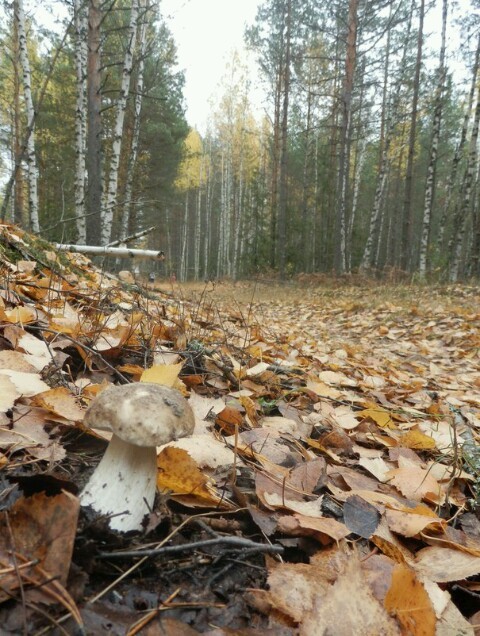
[{"left": 0, "top": 224, "right": 479, "bottom": 634}]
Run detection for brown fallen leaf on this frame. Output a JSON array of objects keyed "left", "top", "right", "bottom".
[
  {"left": 385, "top": 508, "right": 446, "bottom": 538},
  {"left": 0, "top": 490, "right": 79, "bottom": 597},
  {"left": 384, "top": 562, "right": 436, "bottom": 636},
  {"left": 301, "top": 555, "right": 400, "bottom": 635},
  {"left": 414, "top": 546, "right": 480, "bottom": 583},
  {"left": 266, "top": 561, "right": 330, "bottom": 623},
  {"left": 31, "top": 387, "right": 85, "bottom": 422},
  {"left": 386, "top": 457, "right": 440, "bottom": 502},
  {"left": 277, "top": 513, "right": 350, "bottom": 543}
]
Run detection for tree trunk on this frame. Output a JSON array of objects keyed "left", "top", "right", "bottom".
[
  {"left": 15, "top": 0, "right": 39, "bottom": 233},
  {"left": 449, "top": 83, "right": 480, "bottom": 281},
  {"left": 102, "top": 0, "right": 139, "bottom": 244},
  {"left": 180, "top": 191, "right": 189, "bottom": 281},
  {"left": 74, "top": 0, "right": 88, "bottom": 243},
  {"left": 400, "top": 0, "right": 424, "bottom": 271},
  {"left": 121, "top": 0, "right": 148, "bottom": 240},
  {"left": 86, "top": 0, "right": 103, "bottom": 245},
  {"left": 419, "top": 0, "right": 447, "bottom": 277},
  {"left": 334, "top": 0, "right": 358, "bottom": 274},
  {"left": 13, "top": 13, "right": 26, "bottom": 227},
  {"left": 277, "top": 0, "right": 291, "bottom": 279},
  {"left": 437, "top": 31, "right": 480, "bottom": 249}
]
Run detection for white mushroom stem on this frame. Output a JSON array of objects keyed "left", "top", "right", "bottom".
[{"left": 80, "top": 434, "right": 157, "bottom": 532}]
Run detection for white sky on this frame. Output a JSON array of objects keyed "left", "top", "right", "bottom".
[{"left": 160, "top": 0, "right": 263, "bottom": 131}]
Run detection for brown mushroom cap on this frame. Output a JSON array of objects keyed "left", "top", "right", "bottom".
[{"left": 84, "top": 383, "right": 195, "bottom": 446}]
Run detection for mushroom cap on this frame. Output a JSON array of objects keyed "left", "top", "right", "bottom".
[{"left": 84, "top": 383, "right": 195, "bottom": 447}]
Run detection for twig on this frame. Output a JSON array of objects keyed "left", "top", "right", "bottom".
[
  {"left": 126, "top": 588, "right": 180, "bottom": 636},
  {"left": 97, "top": 536, "right": 284, "bottom": 560},
  {"left": 25, "top": 325, "right": 130, "bottom": 384},
  {"left": 87, "top": 510, "right": 246, "bottom": 605}
]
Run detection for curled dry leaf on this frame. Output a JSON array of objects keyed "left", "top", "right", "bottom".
[{"left": 157, "top": 446, "right": 226, "bottom": 507}]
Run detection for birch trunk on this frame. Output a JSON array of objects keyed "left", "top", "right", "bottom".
[
  {"left": 277, "top": 0, "right": 291, "bottom": 279},
  {"left": 193, "top": 156, "right": 203, "bottom": 280},
  {"left": 449, "top": 85, "right": 480, "bottom": 281},
  {"left": 74, "top": 0, "right": 88, "bottom": 243},
  {"left": 121, "top": 0, "right": 148, "bottom": 238},
  {"left": 13, "top": 13, "right": 26, "bottom": 226},
  {"left": 102, "top": 0, "right": 139, "bottom": 245},
  {"left": 437, "top": 32, "right": 480, "bottom": 249},
  {"left": 15, "top": 0, "right": 39, "bottom": 233},
  {"left": 334, "top": 0, "right": 358, "bottom": 274},
  {"left": 203, "top": 144, "right": 213, "bottom": 278},
  {"left": 401, "top": 0, "right": 424, "bottom": 270},
  {"left": 419, "top": 0, "right": 447, "bottom": 277},
  {"left": 86, "top": 0, "right": 102, "bottom": 245},
  {"left": 180, "top": 191, "right": 189, "bottom": 281}
]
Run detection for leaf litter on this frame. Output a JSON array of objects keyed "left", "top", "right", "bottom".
[{"left": 0, "top": 223, "right": 479, "bottom": 634}]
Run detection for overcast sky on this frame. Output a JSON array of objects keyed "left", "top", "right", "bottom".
[{"left": 160, "top": 0, "right": 263, "bottom": 131}]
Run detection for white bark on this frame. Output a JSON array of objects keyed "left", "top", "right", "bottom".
[
  {"left": 449, "top": 86, "right": 480, "bottom": 281},
  {"left": 15, "top": 0, "right": 39, "bottom": 233},
  {"left": 55, "top": 243, "right": 165, "bottom": 259},
  {"left": 121, "top": 0, "right": 148, "bottom": 237},
  {"left": 361, "top": 137, "right": 389, "bottom": 270},
  {"left": 193, "top": 157, "right": 203, "bottom": 279},
  {"left": 74, "top": 0, "right": 88, "bottom": 243},
  {"left": 419, "top": 0, "right": 447, "bottom": 277},
  {"left": 180, "top": 191, "right": 189, "bottom": 281},
  {"left": 438, "top": 31, "right": 480, "bottom": 249},
  {"left": 102, "top": 0, "right": 139, "bottom": 244}
]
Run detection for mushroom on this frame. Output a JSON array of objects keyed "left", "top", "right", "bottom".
[{"left": 81, "top": 382, "right": 194, "bottom": 532}]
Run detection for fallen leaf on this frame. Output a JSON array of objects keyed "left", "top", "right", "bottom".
[
  {"left": 301, "top": 556, "right": 400, "bottom": 635},
  {"left": 277, "top": 513, "right": 350, "bottom": 543},
  {"left": 31, "top": 387, "right": 85, "bottom": 422},
  {"left": 0, "top": 369, "right": 49, "bottom": 397},
  {"left": 414, "top": 546, "right": 480, "bottom": 582},
  {"left": 399, "top": 429, "right": 436, "bottom": 450},
  {"left": 384, "top": 563, "right": 436, "bottom": 636},
  {"left": 157, "top": 447, "right": 222, "bottom": 506},
  {"left": 344, "top": 494, "right": 380, "bottom": 538},
  {"left": 141, "top": 363, "right": 185, "bottom": 390},
  {"left": 386, "top": 457, "right": 440, "bottom": 502}
]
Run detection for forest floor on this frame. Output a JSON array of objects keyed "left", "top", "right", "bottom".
[{"left": 0, "top": 225, "right": 479, "bottom": 635}]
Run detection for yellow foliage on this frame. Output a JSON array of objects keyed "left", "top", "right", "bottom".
[{"left": 175, "top": 128, "right": 208, "bottom": 190}]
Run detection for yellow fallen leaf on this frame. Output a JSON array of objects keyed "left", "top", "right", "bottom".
[
  {"left": 4, "top": 306, "right": 37, "bottom": 324},
  {"left": 384, "top": 563, "right": 436, "bottom": 635},
  {"left": 358, "top": 407, "right": 396, "bottom": 429},
  {"left": 399, "top": 429, "right": 436, "bottom": 450},
  {"left": 141, "top": 363, "right": 184, "bottom": 389},
  {"left": 157, "top": 447, "right": 221, "bottom": 506}
]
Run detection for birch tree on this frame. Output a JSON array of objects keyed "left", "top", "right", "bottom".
[
  {"left": 437, "top": 32, "right": 480, "bottom": 250},
  {"left": 449, "top": 84, "right": 480, "bottom": 281},
  {"left": 400, "top": 0, "right": 424, "bottom": 271},
  {"left": 14, "top": 0, "right": 39, "bottom": 232},
  {"left": 419, "top": 0, "right": 447, "bottom": 277},
  {"left": 334, "top": 0, "right": 358, "bottom": 274},
  {"left": 102, "top": 0, "right": 139, "bottom": 245},
  {"left": 121, "top": 0, "right": 148, "bottom": 238},
  {"left": 74, "top": 0, "right": 88, "bottom": 243},
  {"left": 86, "top": 0, "right": 102, "bottom": 245}
]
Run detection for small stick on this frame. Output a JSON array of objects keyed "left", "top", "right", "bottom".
[{"left": 97, "top": 536, "right": 284, "bottom": 560}]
